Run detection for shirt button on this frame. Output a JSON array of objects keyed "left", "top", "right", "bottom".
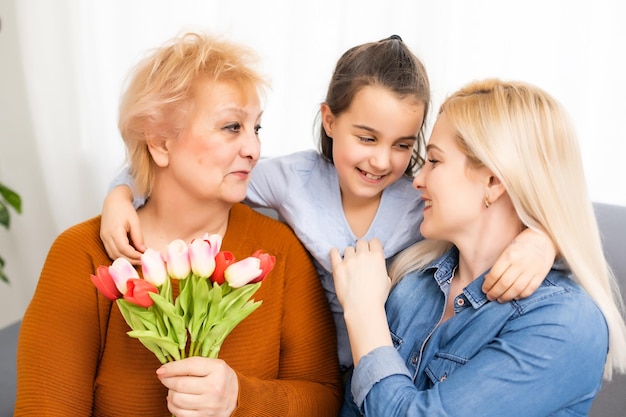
[
  {"left": 440, "top": 374, "right": 447, "bottom": 382},
  {"left": 456, "top": 298, "right": 465, "bottom": 306},
  {"left": 411, "top": 355, "right": 418, "bottom": 364}
]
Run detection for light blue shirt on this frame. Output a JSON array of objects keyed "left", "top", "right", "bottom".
[
  {"left": 112, "top": 149, "right": 425, "bottom": 370},
  {"left": 341, "top": 248, "right": 608, "bottom": 417},
  {"left": 246, "top": 150, "right": 424, "bottom": 370}
]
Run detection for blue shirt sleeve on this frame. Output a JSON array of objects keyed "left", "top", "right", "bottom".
[{"left": 109, "top": 166, "right": 147, "bottom": 209}]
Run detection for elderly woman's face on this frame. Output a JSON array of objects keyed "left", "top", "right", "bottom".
[{"left": 163, "top": 79, "right": 262, "bottom": 205}]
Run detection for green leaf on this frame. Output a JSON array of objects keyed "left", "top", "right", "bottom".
[
  {"left": 0, "top": 183, "right": 22, "bottom": 214},
  {"left": 127, "top": 330, "right": 182, "bottom": 361},
  {"left": 0, "top": 254, "right": 7, "bottom": 284},
  {"left": 150, "top": 292, "right": 187, "bottom": 349},
  {"left": 0, "top": 202, "right": 9, "bottom": 228}
]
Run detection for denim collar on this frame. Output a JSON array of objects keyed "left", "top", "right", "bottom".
[{"left": 426, "top": 247, "right": 491, "bottom": 309}]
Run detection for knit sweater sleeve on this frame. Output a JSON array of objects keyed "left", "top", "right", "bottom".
[
  {"left": 15, "top": 217, "right": 112, "bottom": 416},
  {"left": 229, "top": 206, "right": 343, "bottom": 416}
]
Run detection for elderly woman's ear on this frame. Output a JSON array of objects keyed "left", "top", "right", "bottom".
[{"left": 146, "top": 131, "right": 170, "bottom": 168}]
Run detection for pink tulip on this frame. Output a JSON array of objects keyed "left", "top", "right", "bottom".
[
  {"left": 211, "top": 251, "right": 235, "bottom": 284},
  {"left": 249, "top": 250, "right": 276, "bottom": 283},
  {"left": 90, "top": 265, "right": 122, "bottom": 301},
  {"left": 124, "top": 278, "right": 158, "bottom": 308},
  {"left": 224, "top": 257, "right": 262, "bottom": 288},
  {"left": 141, "top": 248, "right": 167, "bottom": 286},
  {"left": 109, "top": 258, "right": 139, "bottom": 294},
  {"left": 165, "top": 239, "right": 191, "bottom": 280},
  {"left": 189, "top": 234, "right": 221, "bottom": 277}
]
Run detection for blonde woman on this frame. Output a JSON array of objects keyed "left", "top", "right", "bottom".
[{"left": 332, "top": 79, "right": 626, "bottom": 416}]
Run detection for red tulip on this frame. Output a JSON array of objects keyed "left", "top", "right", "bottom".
[
  {"left": 211, "top": 251, "right": 235, "bottom": 285},
  {"left": 250, "top": 250, "right": 276, "bottom": 283},
  {"left": 90, "top": 265, "right": 122, "bottom": 301},
  {"left": 124, "top": 278, "right": 158, "bottom": 308}
]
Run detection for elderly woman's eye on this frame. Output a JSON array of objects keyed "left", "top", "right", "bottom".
[{"left": 224, "top": 122, "right": 241, "bottom": 132}]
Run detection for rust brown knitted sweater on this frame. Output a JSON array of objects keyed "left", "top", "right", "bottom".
[{"left": 16, "top": 204, "right": 342, "bottom": 416}]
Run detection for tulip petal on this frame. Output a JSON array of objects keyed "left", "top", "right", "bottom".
[
  {"left": 224, "top": 257, "right": 262, "bottom": 288},
  {"left": 189, "top": 238, "right": 216, "bottom": 277},
  {"left": 109, "top": 258, "right": 139, "bottom": 294},
  {"left": 211, "top": 251, "right": 235, "bottom": 284},
  {"left": 166, "top": 239, "right": 191, "bottom": 280},
  {"left": 90, "top": 265, "right": 122, "bottom": 301},
  {"left": 141, "top": 248, "right": 167, "bottom": 286},
  {"left": 124, "top": 278, "right": 158, "bottom": 308}
]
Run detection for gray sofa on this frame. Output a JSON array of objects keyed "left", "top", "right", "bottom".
[{"left": 1, "top": 203, "right": 625, "bottom": 416}]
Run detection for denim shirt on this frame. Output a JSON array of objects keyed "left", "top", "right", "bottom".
[{"left": 342, "top": 248, "right": 608, "bottom": 417}]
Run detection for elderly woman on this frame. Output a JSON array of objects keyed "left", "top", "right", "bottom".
[
  {"left": 15, "top": 32, "right": 342, "bottom": 417},
  {"left": 332, "top": 79, "right": 626, "bottom": 416}
]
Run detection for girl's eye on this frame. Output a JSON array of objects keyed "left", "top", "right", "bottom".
[
  {"left": 223, "top": 122, "right": 241, "bottom": 133},
  {"left": 358, "top": 136, "right": 376, "bottom": 143},
  {"left": 254, "top": 124, "right": 262, "bottom": 135},
  {"left": 396, "top": 142, "right": 413, "bottom": 150}
]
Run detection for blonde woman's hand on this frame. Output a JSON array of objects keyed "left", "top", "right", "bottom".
[
  {"left": 100, "top": 185, "right": 145, "bottom": 264},
  {"left": 484, "top": 227, "right": 556, "bottom": 302}
]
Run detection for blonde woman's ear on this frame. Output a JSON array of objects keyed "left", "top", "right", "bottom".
[{"left": 485, "top": 174, "right": 507, "bottom": 205}]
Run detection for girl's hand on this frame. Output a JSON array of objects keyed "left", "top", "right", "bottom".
[
  {"left": 100, "top": 185, "right": 145, "bottom": 264},
  {"left": 484, "top": 228, "right": 557, "bottom": 302},
  {"left": 330, "top": 238, "right": 391, "bottom": 311},
  {"left": 331, "top": 239, "right": 393, "bottom": 365},
  {"left": 157, "top": 357, "right": 238, "bottom": 417}
]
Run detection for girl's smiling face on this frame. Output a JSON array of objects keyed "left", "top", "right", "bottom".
[{"left": 322, "top": 85, "right": 425, "bottom": 207}]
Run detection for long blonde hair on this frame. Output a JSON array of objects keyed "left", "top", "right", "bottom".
[
  {"left": 118, "top": 32, "right": 269, "bottom": 196},
  {"left": 390, "top": 79, "right": 626, "bottom": 379}
]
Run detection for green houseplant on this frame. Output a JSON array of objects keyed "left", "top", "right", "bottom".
[{"left": 0, "top": 182, "right": 22, "bottom": 283}]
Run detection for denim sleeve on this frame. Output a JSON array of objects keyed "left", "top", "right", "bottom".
[
  {"left": 109, "top": 166, "right": 146, "bottom": 209},
  {"left": 351, "top": 346, "right": 412, "bottom": 407},
  {"left": 354, "top": 295, "right": 608, "bottom": 417}
]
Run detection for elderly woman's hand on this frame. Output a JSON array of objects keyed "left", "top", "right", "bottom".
[{"left": 157, "top": 357, "right": 238, "bottom": 417}]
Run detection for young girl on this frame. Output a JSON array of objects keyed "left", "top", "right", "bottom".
[{"left": 101, "top": 36, "right": 556, "bottom": 372}]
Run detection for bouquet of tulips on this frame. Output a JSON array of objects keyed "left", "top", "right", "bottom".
[{"left": 90, "top": 233, "right": 275, "bottom": 362}]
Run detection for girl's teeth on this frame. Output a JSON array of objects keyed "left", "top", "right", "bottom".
[
  {"left": 425, "top": 200, "right": 432, "bottom": 207},
  {"left": 364, "top": 172, "right": 382, "bottom": 180}
]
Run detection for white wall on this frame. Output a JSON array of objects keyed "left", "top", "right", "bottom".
[{"left": 1, "top": 0, "right": 625, "bottom": 329}]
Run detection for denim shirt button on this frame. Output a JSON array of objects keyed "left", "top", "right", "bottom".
[
  {"left": 440, "top": 374, "right": 447, "bottom": 382},
  {"left": 456, "top": 298, "right": 465, "bottom": 306},
  {"left": 411, "top": 355, "right": 418, "bottom": 364}
]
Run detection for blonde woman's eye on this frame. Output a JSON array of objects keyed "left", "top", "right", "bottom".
[
  {"left": 428, "top": 158, "right": 439, "bottom": 165},
  {"left": 254, "top": 124, "right": 262, "bottom": 135}
]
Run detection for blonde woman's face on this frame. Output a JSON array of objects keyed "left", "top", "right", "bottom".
[
  {"left": 413, "top": 112, "right": 487, "bottom": 242},
  {"left": 163, "top": 79, "right": 262, "bottom": 205},
  {"left": 322, "top": 85, "right": 424, "bottom": 207}
]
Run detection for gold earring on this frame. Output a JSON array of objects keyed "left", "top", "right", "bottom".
[{"left": 484, "top": 196, "right": 490, "bottom": 208}]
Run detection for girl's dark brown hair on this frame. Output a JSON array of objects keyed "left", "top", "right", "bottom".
[{"left": 318, "top": 35, "right": 430, "bottom": 175}]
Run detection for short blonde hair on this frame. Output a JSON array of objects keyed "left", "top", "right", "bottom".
[{"left": 118, "top": 32, "right": 268, "bottom": 196}]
